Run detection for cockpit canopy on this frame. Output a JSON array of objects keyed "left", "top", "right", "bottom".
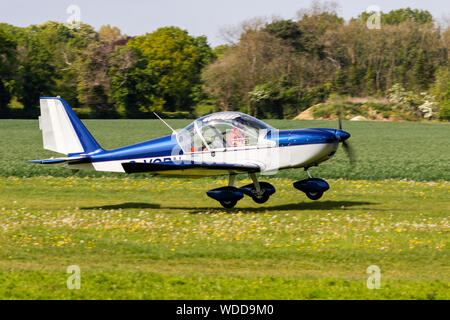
[{"left": 177, "top": 112, "right": 274, "bottom": 152}]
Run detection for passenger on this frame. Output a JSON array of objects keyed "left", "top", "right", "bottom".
[{"left": 227, "top": 126, "right": 246, "bottom": 147}]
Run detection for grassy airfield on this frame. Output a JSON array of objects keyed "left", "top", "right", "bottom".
[{"left": 0, "top": 119, "right": 448, "bottom": 299}]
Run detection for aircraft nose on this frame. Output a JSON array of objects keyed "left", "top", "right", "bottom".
[{"left": 335, "top": 129, "right": 351, "bottom": 142}]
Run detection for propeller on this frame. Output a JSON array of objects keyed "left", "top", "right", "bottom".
[
  {"left": 336, "top": 110, "right": 356, "bottom": 167},
  {"left": 342, "top": 138, "right": 356, "bottom": 167}
]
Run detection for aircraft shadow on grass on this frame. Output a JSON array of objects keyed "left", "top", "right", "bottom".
[
  {"left": 81, "top": 200, "right": 376, "bottom": 213},
  {"left": 81, "top": 202, "right": 161, "bottom": 210}
]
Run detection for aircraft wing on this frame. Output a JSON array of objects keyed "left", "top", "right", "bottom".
[
  {"left": 121, "top": 161, "right": 261, "bottom": 176},
  {"left": 28, "top": 155, "right": 89, "bottom": 164}
]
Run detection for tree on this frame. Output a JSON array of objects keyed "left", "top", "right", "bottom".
[
  {"left": 76, "top": 25, "right": 127, "bottom": 117},
  {"left": 264, "top": 20, "right": 304, "bottom": 52},
  {"left": 15, "top": 27, "right": 56, "bottom": 112},
  {"left": 201, "top": 57, "right": 238, "bottom": 112},
  {"left": 360, "top": 8, "right": 433, "bottom": 25},
  {"left": 11, "top": 22, "right": 98, "bottom": 113},
  {"left": 364, "top": 65, "right": 376, "bottom": 95},
  {"left": 0, "top": 6, "right": 448, "bottom": 120},
  {"left": 98, "top": 25, "right": 122, "bottom": 43},
  {"left": 430, "top": 66, "right": 450, "bottom": 119},
  {"left": 249, "top": 83, "right": 283, "bottom": 118},
  {"left": 0, "top": 24, "right": 17, "bottom": 115},
  {"left": 211, "top": 44, "right": 230, "bottom": 59},
  {"left": 296, "top": 3, "right": 344, "bottom": 58},
  {"left": 203, "top": 30, "right": 292, "bottom": 116},
  {"left": 77, "top": 42, "right": 113, "bottom": 116},
  {"left": 430, "top": 66, "right": 450, "bottom": 102},
  {"left": 333, "top": 69, "right": 348, "bottom": 94},
  {"left": 32, "top": 22, "right": 97, "bottom": 107},
  {"left": 413, "top": 51, "right": 435, "bottom": 90},
  {"left": 109, "top": 46, "right": 161, "bottom": 117},
  {"left": 128, "top": 27, "right": 213, "bottom": 112}
]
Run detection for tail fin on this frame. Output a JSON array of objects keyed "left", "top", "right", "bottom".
[{"left": 38, "top": 97, "right": 102, "bottom": 155}]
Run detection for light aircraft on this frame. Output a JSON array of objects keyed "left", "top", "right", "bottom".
[{"left": 30, "top": 97, "right": 354, "bottom": 208}]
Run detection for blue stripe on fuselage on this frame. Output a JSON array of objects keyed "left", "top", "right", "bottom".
[
  {"left": 90, "top": 134, "right": 180, "bottom": 163},
  {"left": 270, "top": 129, "right": 338, "bottom": 147}
]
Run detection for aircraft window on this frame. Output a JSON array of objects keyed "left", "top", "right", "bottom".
[
  {"left": 177, "top": 123, "right": 208, "bottom": 153},
  {"left": 201, "top": 124, "right": 226, "bottom": 149},
  {"left": 179, "top": 112, "right": 273, "bottom": 152}
]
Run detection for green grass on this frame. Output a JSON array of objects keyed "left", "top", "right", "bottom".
[
  {"left": 0, "top": 177, "right": 448, "bottom": 299},
  {"left": 0, "top": 119, "right": 449, "bottom": 180},
  {"left": 0, "top": 119, "right": 448, "bottom": 299}
]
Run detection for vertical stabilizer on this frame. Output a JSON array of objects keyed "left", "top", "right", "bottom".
[{"left": 39, "top": 97, "right": 102, "bottom": 155}]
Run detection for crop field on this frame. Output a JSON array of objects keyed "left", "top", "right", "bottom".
[{"left": 0, "top": 119, "right": 449, "bottom": 299}]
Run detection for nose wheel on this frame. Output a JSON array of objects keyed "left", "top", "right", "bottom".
[
  {"left": 304, "top": 191, "right": 324, "bottom": 200},
  {"left": 293, "top": 169, "right": 329, "bottom": 201}
]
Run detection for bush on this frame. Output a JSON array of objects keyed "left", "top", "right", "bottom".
[
  {"left": 387, "top": 83, "right": 439, "bottom": 119},
  {"left": 312, "top": 102, "right": 369, "bottom": 119},
  {"left": 160, "top": 111, "right": 192, "bottom": 119},
  {"left": 438, "top": 99, "right": 450, "bottom": 120},
  {"left": 194, "top": 104, "right": 215, "bottom": 117},
  {"left": 365, "top": 102, "right": 392, "bottom": 112},
  {"left": 72, "top": 108, "right": 93, "bottom": 119},
  {"left": 92, "top": 105, "right": 121, "bottom": 119}
]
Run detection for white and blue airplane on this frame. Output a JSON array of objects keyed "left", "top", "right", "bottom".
[{"left": 30, "top": 97, "right": 353, "bottom": 208}]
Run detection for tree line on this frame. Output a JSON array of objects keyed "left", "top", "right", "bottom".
[{"left": 0, "top": 5, "right": 449, "bottom": 120}]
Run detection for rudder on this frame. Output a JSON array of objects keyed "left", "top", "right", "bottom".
[{"left": 39, "top": 97, "right": 102, "bottom": 155}]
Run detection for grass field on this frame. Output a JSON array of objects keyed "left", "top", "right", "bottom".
[
  {"left": 0, "top": 119, "right": 448, "bottom": 299},
  {"left": 0, "top": 177, "right": 448, "bottom": 299}
]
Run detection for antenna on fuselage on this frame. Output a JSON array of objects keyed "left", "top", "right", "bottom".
[{"left": 153, "top": 112, "right": 176, "bottom": 134}]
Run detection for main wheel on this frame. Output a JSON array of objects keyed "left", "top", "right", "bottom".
[
  {"left": 251, "top": 193, "right": 270, "bottom": 204},
  {"left": 220, "top": 199, "right": 237, "bottom": 209},
  {"left": 305, "top": 191, "right": 323, "bottom": 200}
]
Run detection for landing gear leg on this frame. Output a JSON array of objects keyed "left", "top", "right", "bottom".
[
  {"left": 250, "top": 173, "right": 262, "bottom": 195},
  {"left": 248, "top": 173, "right": 270, "bottom": 204},
  {"left": 228, "top": 174, "right": 236, "bottom": 187}
]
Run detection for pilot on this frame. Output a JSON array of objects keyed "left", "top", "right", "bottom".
[{"left": 227, "top": 125, "right": 246, "bottom": 147}]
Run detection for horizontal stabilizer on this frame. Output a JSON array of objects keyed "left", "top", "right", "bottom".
[
  {"left": 122, "top": 161, "right": 261, "bottom": 174},
  {"left": 28, "top": 156, "right": 89, "bottom": 165}
]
